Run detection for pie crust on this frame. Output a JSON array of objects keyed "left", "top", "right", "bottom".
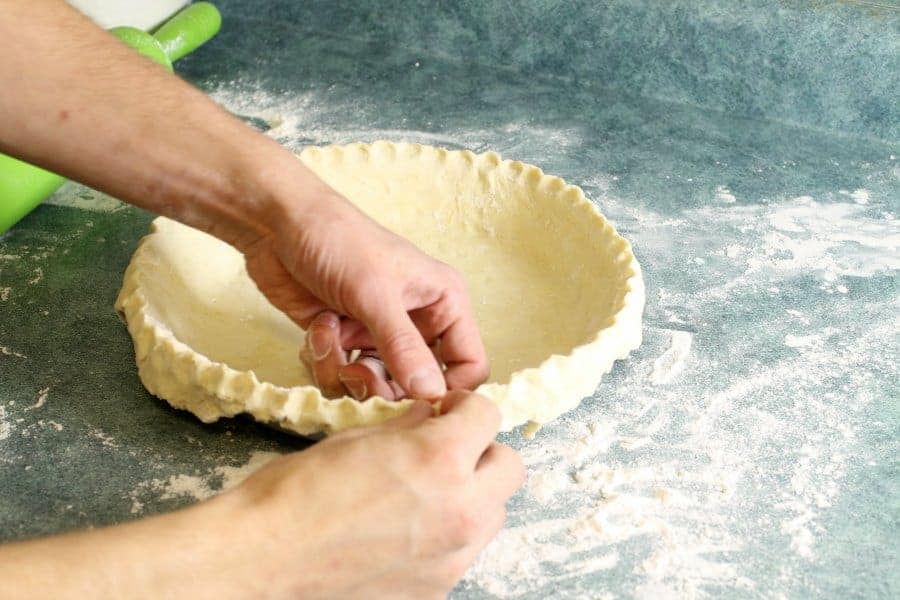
[{"left": 115, "top": 142, "right": 644, "bottom": 436}]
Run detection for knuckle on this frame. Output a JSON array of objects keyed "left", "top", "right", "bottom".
[
  {"left": 441, "top": 503, "right": 480, "bottom": 549},
  {"left": 380, "top": 328, "right": 423, "bottom": 357},
  {"left": 433, "top": 439, "right": 469, "bottom": 479},
  {"left": 473, "top": 360, "right": 491, "bottom": 384},
  {"left": 346, "top": 278, "right": 389, "bottom": 316},
  {"left": 475, "top": 395, "right": 502, "bottom": 426},
  {"left": 422, "top": 298, "right": 456, "bottom": 337},
  {"left": 417, "top": 441, "right": 444, "bottom": 468},
  {"left": 445, "top": 266, "right": 468, "bottom": 292},
  {"left": 411, "top": 433, "right": 460, "bottom": 473}
]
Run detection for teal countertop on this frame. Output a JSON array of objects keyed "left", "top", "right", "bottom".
[{"left": 1, "top": 1, "right": 898, "bottom": 598}]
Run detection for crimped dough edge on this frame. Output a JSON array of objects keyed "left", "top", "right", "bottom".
[{"left": 115, "top": 141, "right": 645, "bottom": 436}]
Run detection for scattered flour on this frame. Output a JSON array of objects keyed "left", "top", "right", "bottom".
[
  {"left": 0, "top": 346, "right": 27, "bottom": 359},
  {"left": 649, "top": 330, "right": 693, "bottom": 385},
  {"left": 44, "top": 183, "right": 126, "bottom": 213},
  {"left": 0, "top": 406, "right": 10, "bottom": 441},
  {"left": 784, "top": 328, "right": 839, "bottom": 349},
  {"left": 216, "top": 451, "right": 282, "bottom": 490},
  {"left": 527, "top": 467, "right": 572, "bottom": 504},
  {"left": 465, "top": 398, "right": 748, "bottom": 597},
  {"left": 21, "top": 419, "right": 64, "bottom": 435},
  {"left": 90, "top": 428, "right": 119, "bottom": 449},
  {"left": 27, "top": 267, "right": 43, "bottom": 285},
  {"left": 1, "top": 82, "right": 884, "bottom": 597},
  {"left": 460, "top": 186, "right": 893, "bottom": 596},
  {"left": 715, "top": 185, "right": 737, "bottom": 203},
  {"left": 25, "top": 387, "right": 50, "bottom": 411},
  {"left": 129, "top": 451, "right": 281, "bottom": 514},
  {"left": 207, "top": 80, "right": 584, "bottom": 157},
  {"left": 159, "top": 473, "right": 215, "bottom": 503},
  {"left": 688, "top": 195, "right": 900, "bottom": 298},
  {"left": 462, "top": 315, "right": 888, "bottom": 597},
  {"left": 838, "top": 188, "right": 870, "bottom": 205}
]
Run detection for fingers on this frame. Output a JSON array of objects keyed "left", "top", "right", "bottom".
[
  {"left": 432, "top": 444, "right": 520, "bottom": 580},
  {"left": 452, "top": 444, "right": 522, "bottom": 567},
  {"left": 325, "top": 398, "right": 433, "bottom": 448},
  {"left": 405, "top": 287, "right": 489, "bottom": 391},
  {"left": 366, "top": 301, "right": 447, "bottom": 400},
  {"left": 449, "top": 497, "right": 509, "bottom": 574},
  {"left": 297, "top": 266, "right": 487, "bottom": 402},
  {"left": 435, "top": 391, "right": 503, "bottom": 467},
  {"left": 339, "top": 318, "right": 376, "bottom": 350},
  {"left": 434, "top": 310, "right": 489, "bottom": 391},
  {"left": 300, "top": 311, "right": 347, "bottom": 398},
  {"left": 339, "top": 353, "right": 404, "bottom": 401},
  {"left": 303, "top": 313, "right": 404, "bottom": 401},
  {"left": 475, "top": 442, "right": 526, "bottom": 501},
  {"left": 378, "top": 399, "right": 434, "bottom": 430}
]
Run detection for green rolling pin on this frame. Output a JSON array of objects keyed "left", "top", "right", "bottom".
[{"left": 0, "top": 2, "right": 221, "bottom": 235}]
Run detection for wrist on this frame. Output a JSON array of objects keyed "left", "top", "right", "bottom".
[
  {"left": 112, "top": 495, "right": 247, "bottom": 597},
  {"left": 239, "top": 146, "right": 359, "bottom": 245},
  {"left": 223, "top": 138, "right": 347, "bottom": 243}
]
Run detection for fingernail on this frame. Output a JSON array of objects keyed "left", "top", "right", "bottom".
[
  {"left": 340, "top": 376, "right": 367, "bottom": 400},
  {"left": 315, "top": 312, "right": 339, "bottom": 329},
  {"left": 308, "top": 331, "right": 332, "bottom": 361},
  {"left": 408, "top": 368, "right": 445, "bottom": 399}
]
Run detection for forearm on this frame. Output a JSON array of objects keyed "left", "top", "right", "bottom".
[
  {"left": 0, "top": 0, "right": 335, "bottom": 246},
  {"left": 0, "top": 498, "right": 238, "bottom": 599}
]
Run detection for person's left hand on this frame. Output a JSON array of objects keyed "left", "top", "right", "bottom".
[{"left": 237, "top": 189, "right": 489, "bottom": 402}]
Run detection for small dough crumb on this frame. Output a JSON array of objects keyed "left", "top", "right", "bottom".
[{"left": 523, "top": 421, "right": 541, "bottom": 439}]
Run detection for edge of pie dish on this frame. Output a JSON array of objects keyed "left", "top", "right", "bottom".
[{"left": 115, "top": 141, "right": 645, "bottom": 436}]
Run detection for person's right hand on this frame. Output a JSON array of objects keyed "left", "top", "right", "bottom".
[
  {"left": 0, "top": 392, "right": 523, "bottom": 599},
  {"left": 213, "top": 391, "right": 523, "bottom": 599}
]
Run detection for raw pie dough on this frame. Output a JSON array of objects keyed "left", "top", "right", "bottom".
[{"left": 116, "top": 142, "right": 644, "bottom": 436}]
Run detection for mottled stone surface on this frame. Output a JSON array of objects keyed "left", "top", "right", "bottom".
[
  {"left": 209, "top": 0, "right": 900, "bottom": 140},
  {"left": 1, "top": 2, "right": 898, "bottom": 598}
]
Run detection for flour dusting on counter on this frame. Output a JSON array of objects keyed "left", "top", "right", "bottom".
[
  {"left": 0, "top": 406, "right": 11, "bottom": 442},
  {"left": 458, "top": 184, "right": 896, "bottom": 597},
  {"left": 649, "top": 331, "right": 692, "bottom": 385},
  {"left": 0, "top": 81, "right": 887, "bottom": 598},
  {"left": 0, "top": 346, "right": 27, "bottom": 359},
  {"left": 26, "top": 387, "right": 50, "bottom": 411},
  {"left": 129, "top": 451, "right": 281, "bottom": 513},
  {"left": 714, "top": 185, "right": 736, "bottom": 203},
  {"left": 44, "top": 183, "right": 126, "bottom": 213},
  {"left": 207, "top": 80, "right": 584, "bottom": 158},
  {"left": 193, "top": 82, "right": 900, "bottom": 598}
]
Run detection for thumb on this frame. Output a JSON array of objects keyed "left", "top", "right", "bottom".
[{"left": 367, "top": 301, "right": 447, "bottom": 400}]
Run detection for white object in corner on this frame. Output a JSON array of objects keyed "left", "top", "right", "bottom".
[{"left": 68, "top": 0, "right": 190, "bottom": 31}]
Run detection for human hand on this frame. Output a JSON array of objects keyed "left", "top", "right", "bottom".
[
  {"left": 0, "top": 0, "right": 487, "bottom": 401},
  {"left": 0, "top": 392, "right": 522, "bottom": 599},
  {"left": 239, "top": 186, "right": 489, "bottom": 401},
  {"left": 214, "top": 391, "right": 523, "bottom": 599}
]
